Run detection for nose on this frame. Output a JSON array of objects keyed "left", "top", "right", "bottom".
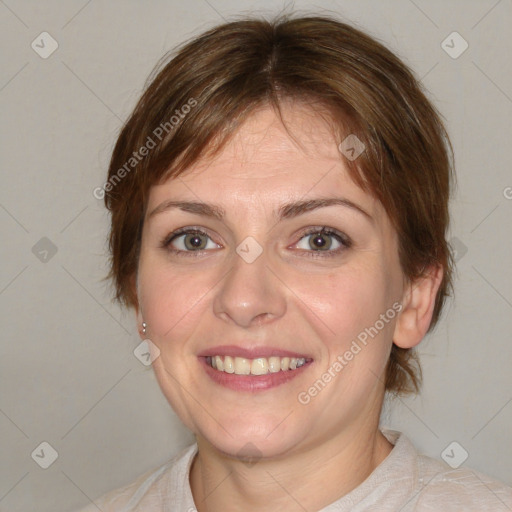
[{"left": 213, "top": 246, "right": 287, "bottom": 328}]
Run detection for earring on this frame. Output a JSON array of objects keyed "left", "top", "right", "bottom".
[{"left": 142, "top": 322, "right": 147, "bottom": 335}]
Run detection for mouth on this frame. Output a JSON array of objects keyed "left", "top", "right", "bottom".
[{"left": 197, "top": 346, "right": 314, "bottom": 392}]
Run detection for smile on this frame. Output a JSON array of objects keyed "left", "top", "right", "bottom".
[{"left": 206, "top": 355, "right": 311, "bottom": 375}]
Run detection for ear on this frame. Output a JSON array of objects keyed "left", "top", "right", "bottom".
[{"left": 393, "top": 265, "right": 443, "bottom": 349}]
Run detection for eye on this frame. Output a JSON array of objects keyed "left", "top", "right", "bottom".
[
  {"left": 162, "top": 228, "right": 221, "bottom": 254},
  {"left": 294, "top": 227, "right": 351, "bottom": 255},
  {"left": 161, "top": 226, "right": 350, "bottom": 257}
]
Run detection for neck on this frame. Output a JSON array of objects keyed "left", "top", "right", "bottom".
[{"left": 189, "top": 418, "right": 393, "bottom": 512}]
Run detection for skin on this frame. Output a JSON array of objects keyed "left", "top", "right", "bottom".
[{"left": 135, "top": 102, "right": 443, "bottom": 511}]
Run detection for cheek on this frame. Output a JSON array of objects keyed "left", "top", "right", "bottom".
[
  {"left": 137, "top": 257, "right": 213, "bottom": 341},
  {"left": 298, "top": 264, "right": 391, "bottom": 341}
]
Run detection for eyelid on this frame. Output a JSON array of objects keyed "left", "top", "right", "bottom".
[
  {"left": 290, "top": 226, "right": 352, "bottom": 256},
  {"left": 162, "top": 227, "right": 205, "bottom": 244},
  {"left": 160, "top": 226, "right": 222, "bottom": 253},
  {"left": 297, "top": 226, "right": 351, "bottom": 245}
]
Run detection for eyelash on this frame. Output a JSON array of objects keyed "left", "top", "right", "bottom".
[{"left": 160, "top": 226, "right": 352, "bottom": 258}]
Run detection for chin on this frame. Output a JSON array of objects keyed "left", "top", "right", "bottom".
[{"left": 195, "top": 414, "right": 305, "bottom": 461}]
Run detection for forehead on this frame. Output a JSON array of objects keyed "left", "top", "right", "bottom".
[
  {"left": 148, "top": 104, "right": 377, "bottom": 213},
  {"left": 184, "top": 104, "right": 342, "bottom": 178}
]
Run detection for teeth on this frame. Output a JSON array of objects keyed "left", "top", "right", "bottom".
[
  {"left": 251, "top": 358, "right": 269, "bottom": 376},
  {"left": 268, "top": 357, "right": 281, "bottom": 373},
  {"left": 234, "top": 357, "right": 251, "bottom": 375},
  {"left": 207, "top": 355, "right": 309, "bottom": 375},
  {"left": 224, "top": 355, "right": 234, "bottom": 373}
]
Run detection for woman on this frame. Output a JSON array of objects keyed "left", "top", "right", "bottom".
[{"left": 79, "top": 12, "right": 512, "bottom": 511}]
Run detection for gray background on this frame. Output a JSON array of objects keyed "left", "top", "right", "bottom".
[{"left": 0, "top": 0, "right": 511, "bottom": 510}]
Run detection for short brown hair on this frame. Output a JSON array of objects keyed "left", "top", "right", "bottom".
[{"left": 104, "top": 12, "right": 454, "bottom": 395}]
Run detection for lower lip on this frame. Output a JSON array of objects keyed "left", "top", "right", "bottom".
[{"left": 199, "top": 357, "right": 312, "bottom": 391}]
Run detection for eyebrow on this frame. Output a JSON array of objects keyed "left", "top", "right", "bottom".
[{"left": 148, "top": 197, "right": 373, "bottom": 223}]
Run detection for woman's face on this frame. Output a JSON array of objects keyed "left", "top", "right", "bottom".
[{"left": 136, "top": 103, "right": 405, "bottom": 459}]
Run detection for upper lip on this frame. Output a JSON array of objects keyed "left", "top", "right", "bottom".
[{"left": 197, "top": 345, "right": 313, "bottom": 360}]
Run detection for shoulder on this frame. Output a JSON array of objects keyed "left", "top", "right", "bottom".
[
  {"left": 379, "top": 429, "right": 512, "bottom": 511},
  {"left": 412, "top": 452, "right": 512, "bottom": 511},
  {"left": 72, "top": 443, "right": 198, "bottom": 512}
]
